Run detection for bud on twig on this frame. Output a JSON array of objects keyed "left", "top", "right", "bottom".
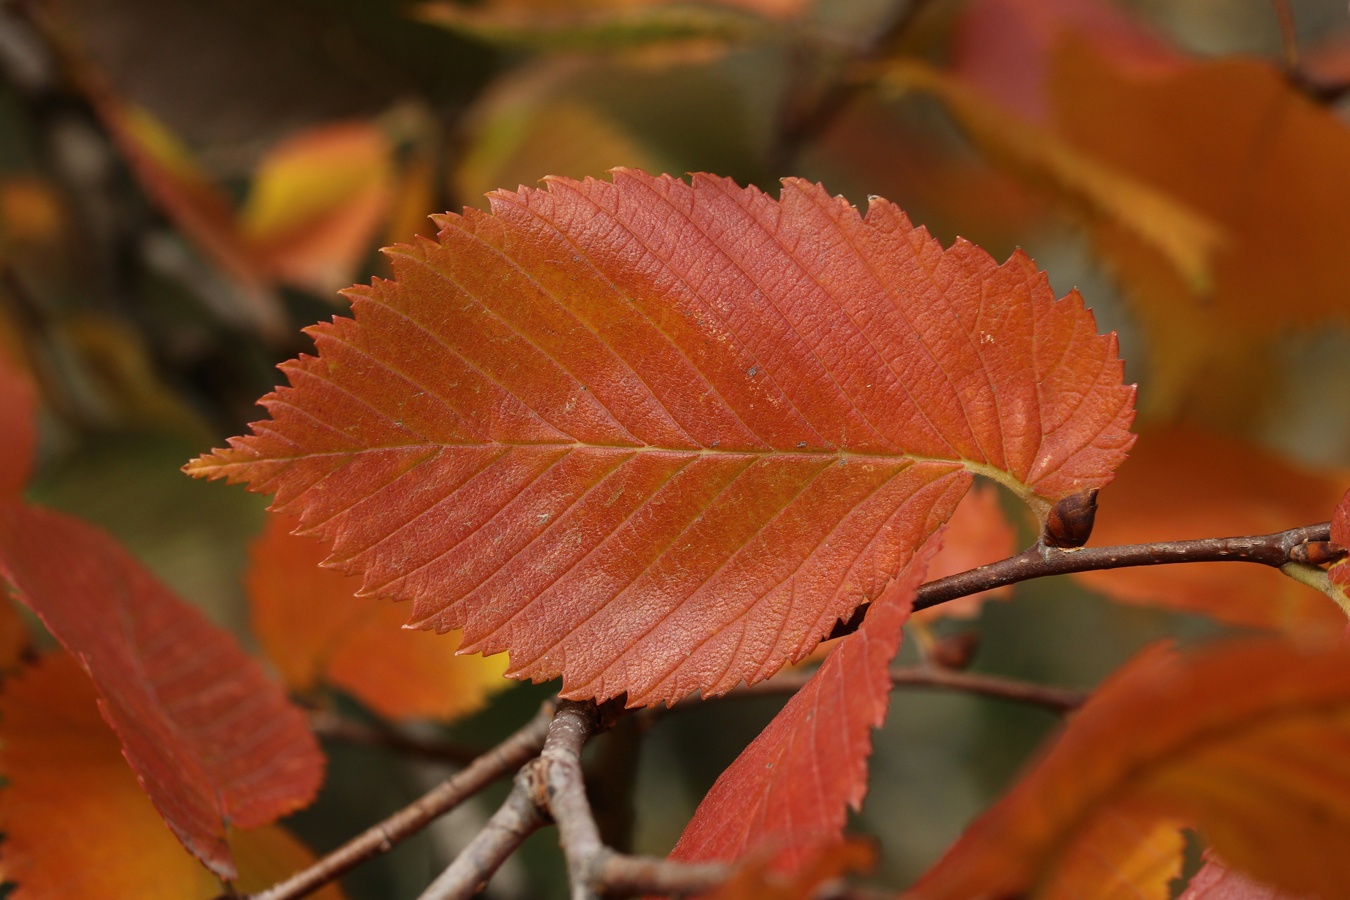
[
  {"left": 1289, "top": 540, "right": 1349, "bottom": 566},
  {"left": 1042, "top": 489, "right": 1099, "bottom": 550},
  {"left": 930, "top": 630, "right": 980, "bottom": 671}
]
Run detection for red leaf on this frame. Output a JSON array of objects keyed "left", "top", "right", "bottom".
[
  {"left": 0, "top": 349, "right": 36, "bottom": 498},
  {"left": 909, "top": 640, "right": 1350, "bottom": 899},
  {"left": 668, "top": 535, "right": 938, "bottom": 870},
  {"left": 1330, "top": 489, "right": 1350, "bottom": 594},
  {"left": 187, "top": 171, "right": 1134, "bottom": 706},
  {"left": 0, "top": 503, "right": 324, "bottom": 880}
]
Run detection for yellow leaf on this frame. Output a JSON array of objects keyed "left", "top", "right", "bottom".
[
  {"left": 240, "top": 122, "right": 394, "bottom": 295},
  {"left": 414, "top": 0, "right": 779, "bottom": 53},
  {"left": 1039, "top": 807, "right": 1184, "bottom": 900}
]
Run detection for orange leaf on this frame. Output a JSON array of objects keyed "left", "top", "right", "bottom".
[
  {"left": 240, "top": 122, "right": 394, "bottom": 296},
  {"left": 0, "top": 504, "right": 324, "bottom": 879},
  {"left": 1049, "top": 44, "right": 1350, "bottom": 419},
  {"left": 877, "top": 59, "right": 1222, "bottom": 293},
  {"left": 0, "top": 653, "right": 343, "bottom": 899},
  {"left": 0, "top": 348, "right": 35, "bottom": 498},
  {"left": 945, "top": 1, "right": 1350, "bottom": 421},
  {"left": 909, "top": 639, "right": 1350, "bottom": 899},
  {"left": 1037, "top": 806, "right": 1185, "bottom": 900},
  {"left": 248, "top": 513, "right": 509, "bottom": 721},
  {"left": 1052, "top": 46, "right": 1350, "bottom": 333},
  {"left": 1077, "top": 427, "right": 1346, "bottom": 635},
  {"left": 229, "top": 827, "right": 346, "bottom": 898},
  {"left": 0, "top": 175, "right": 67, "bottom": 248},
  {"left": 669, "top": 536, "right": 937, "bottom": 870},
  {"left": 187, "top": 171, "right": 1134, "bottom": 706}
]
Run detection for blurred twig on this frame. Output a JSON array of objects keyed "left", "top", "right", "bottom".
[
  {"left": 307, "top": 708, "right": 483, "bottom": 767},
  {"left": 417, "top": 777, "right": 548, "bottom": 900},
  {"left": 733, "top": 665, "right": 1089, "bottom": 714},
  {"left": 767, "top": 0, "right": 934, "bottom": 172}
]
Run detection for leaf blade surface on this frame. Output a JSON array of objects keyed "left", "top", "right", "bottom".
[{"left": 188, "top": 171, "right": 1134, "bottom": 705}]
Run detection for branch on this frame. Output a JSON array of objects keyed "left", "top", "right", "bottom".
[
  {"left": 588, "top": 852, "right": 730, "bottom": 898},
  {"left": 416, "top": 774, "right": 548, "bottom": 900},
  {"left": 830, "top": 522, "right": 1333, "bottom": 640},
  {"left": 542, "top": 701, "right": 734, "bottom": 899},
  {"left": 737, "top": 665, "right": 1088, "bottom": 713},
  {"left": 767, "top": 0, "right": 932, "bottom": 170},
  {"left": 228, "top": 703, "right": 553, "bottom": 900},
  {"left": 249, "top": 524, "right": 1336, "bottom": 900},
  {"left": 422, "top": 698, "right": 734, "bottom": 899},
  {"left": 542, "top": 700, "right": 608, "bottom": 900}
]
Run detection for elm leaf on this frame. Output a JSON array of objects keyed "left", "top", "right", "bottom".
[{"left": 187, "top": 171, "right": 1134, "bottom": 706}]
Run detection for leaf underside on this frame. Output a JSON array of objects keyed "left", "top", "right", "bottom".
[{"left": 188, "top": 171, "right": 1134, "bottom": 706}]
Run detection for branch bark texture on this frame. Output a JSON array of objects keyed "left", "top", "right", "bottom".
[{"left": 232, "top": 704, "right": 552, "bottom": 900}]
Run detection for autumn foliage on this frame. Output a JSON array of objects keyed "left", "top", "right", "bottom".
[{"left": 3, "top": 1, "right": 1350, "bottom": 898}]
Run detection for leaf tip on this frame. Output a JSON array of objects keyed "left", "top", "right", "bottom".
[{"left": 181, "top": 451, "right": 224, "bottom": 480}]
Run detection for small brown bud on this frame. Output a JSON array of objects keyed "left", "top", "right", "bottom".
[
  {"left": 1042, "top": 488, "right": 1099, "bottom": 549},
  {"left": 1289, "top": 540, "right": 1349, "bottom": 566},
  {"left": 930, "top": 630, "right": 980, "bottom": 671}
]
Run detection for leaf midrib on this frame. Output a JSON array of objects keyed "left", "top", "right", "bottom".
[{"left": 200, "top": 439, "right": 1040, "bottom": 508}]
